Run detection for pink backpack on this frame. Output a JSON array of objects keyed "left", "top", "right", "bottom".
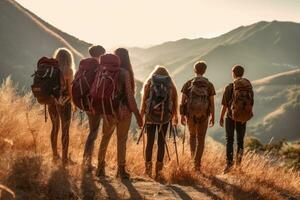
[
  {"left": 90, "top": 54, "right": 121, "bottom": 116},
  {"left": 72, "top": 58, "right": 100, "bottom": 111}
]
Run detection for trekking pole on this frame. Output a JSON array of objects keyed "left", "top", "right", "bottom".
[
  {"left": 182, "top": 125, "right": 186, "bottom": 156},
  {"left": 172, "top": 125, "right": 180, "bottom": 165},
  {"left": 137, "top": 123, "right": 146, "bottom": 145},
  {"left": 161, "top": 126, "right": 171, "bottom": 161}
]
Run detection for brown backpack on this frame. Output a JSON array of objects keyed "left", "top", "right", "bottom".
[
  {"left": 231, "top": 78, "right": 254, "bottom": 122},
  {"left": 187, "top": 77, "right": 210, "bottom": 118}
]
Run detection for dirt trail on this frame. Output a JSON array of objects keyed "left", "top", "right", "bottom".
[{"left": 79, "top": 172, "right": 223, "bottom": 200}]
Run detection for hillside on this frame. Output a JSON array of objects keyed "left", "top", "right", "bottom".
[
  {"left": 212, "top": 69, "right": 300, "bottom": 143},
  {"left": 0, "top": 0, "right": 91, "bottom": 86},
  {"left": 0, "top": 79, "right": 299, "bottom": 200},
  {"left": 130, "top": 21, "right": 300, "bottom": 89}
]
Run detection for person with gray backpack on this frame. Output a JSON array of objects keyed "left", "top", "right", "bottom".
[
  {"left": 219, "top": 65, "right": 254, "bottom": 174},
  {"left": 180, "top": 61, "right": 216, "bottom": 172},
  {"left": 140, "top": 66, "right": 178, "bottom": 179}
]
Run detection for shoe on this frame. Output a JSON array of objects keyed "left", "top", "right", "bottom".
[
  {"left": 194, "top": 164, "right": 201, "bottom": 172},
  {"left": 116, "top": 165, "right": 130, "bottom": 179},
  {"left": 154, "top": 161, "right": 163, "bottom": 180},
  {"left": 223, "top": 164, "right": 233, "bottom": 174},
  {"left": 145, "top": 162, "right": 152, "bottom": 177},
  {"left": 96, "top": 163, "right": 106, "bottom": 178},
  {"left": 52, "top": 154, "right": 61, "bottom": 164}
]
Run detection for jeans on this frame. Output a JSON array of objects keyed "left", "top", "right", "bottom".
[
  {"left": 187, "top": 116, "right": 208, "bottom": 167},
  {"left": 145, "top": 123, "right": 169, "bottom": 163},
  {"left": 48, "top": 102, "right": 71, "bottom": 163},
  {"left": 98, "top": 114, "right": 132, "bottom": 167},
  {"left": 83, "top": 113, "right": 101, "bottom": 166},
  {"left": 225, "top": 117, "right": 246, "bottom": 166}
]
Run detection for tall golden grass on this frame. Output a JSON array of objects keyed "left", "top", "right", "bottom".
[{"left": 0, "top": 77, "right": 299, "bottom": 200}]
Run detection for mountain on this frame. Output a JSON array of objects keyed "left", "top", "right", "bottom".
[
  {"left": 0, "top": 0, "right": 91, "bottom": 86},
  {"left": 211, "top": 69, "right": 300, "bottom": 143},
  {"left": 130, "top": 21, "right": 300, "bottom": 89}
]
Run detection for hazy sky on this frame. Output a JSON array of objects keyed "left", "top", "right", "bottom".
[{"left": 16, "top": 0, "right": 300, "bottom": 48}]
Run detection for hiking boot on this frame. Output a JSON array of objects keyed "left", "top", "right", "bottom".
[
  {"left": 52, "top": 154, "right": 61, "bottom": 164},
  {"left": 223, "top": 164, "right": 233, "bottom": 174},
  {"left": 96, "top": 163, "right": 106, "bottom": 178},
  {"left": 154, "top": 161, "right": 163, "bottom": 180},
  {"left": 194, "top": 163, "right": 201, "bottom": 172},
  {"left": 145, "top": 162, "right": 152, "bottom": 177},
  {"left": 116, "top": 165, "right": 130, "bottom": 179}
]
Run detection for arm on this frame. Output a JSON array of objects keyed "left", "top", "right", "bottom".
[
  {"left": 209, "top": 95, "right": 215, "bottom": 127},
  {"left": 124, "top": 71, "right": 143, "bottom": 127},
  {"left": 140, "top": 82, "right": 150, "bottom": 119},
  {"left": 172, "top": 85, "right": 179, "bottom": 125},
  {"left": 180, "top": 94, "right": 187, "bottom": 125},
  {"left": 219, "top": 105, "right": 227, "bottom": 127}
]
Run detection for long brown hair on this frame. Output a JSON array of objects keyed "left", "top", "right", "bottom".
[
  {"left": 53, "top": 48, "right": 75, "bottom": 79},
  {"left": 114, "top": 48, "right": 135, "bottom": 93},
  {"left": 142, "top": 65, "right": 175, "bottom": 93},
  {"left": 142, "top": 65, "right": 178, "bottom": 113}
]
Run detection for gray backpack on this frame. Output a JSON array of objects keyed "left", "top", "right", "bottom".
[
  {"left": 146, "top": 75, "right": 173, "bottom": 124},
  {"left": 187, "top": 77, "right": 210, "bottom": 118}
]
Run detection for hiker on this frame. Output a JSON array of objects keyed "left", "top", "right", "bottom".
[
  {"left": 140, "top": 66, "right": 178, "bottom": 179},
  {"left": 79, "top": 45, "right": 106, "bottom": 170},
  {"left": 49, "top": 48, "right": 75, "bottom": 166},
  {"left": 180, "top": 61, "right": 215, "bottom": 172},
  {"left": 95, "top": 50, "right": 143, "bottom": 179},
  {"left": 219, "top": 65, "right": 254, "bottom": 173}
]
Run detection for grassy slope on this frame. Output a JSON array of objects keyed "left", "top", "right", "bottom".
[{"left": 0, "top": 79, "right": 299, "bottom": 200}]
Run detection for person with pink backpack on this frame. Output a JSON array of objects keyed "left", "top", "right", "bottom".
[
  {"left": 72, "top": 45, "right": 106, "bottom": 171},
  {"left": 92, "top": 49, "right": 143, "bottom": 179}
]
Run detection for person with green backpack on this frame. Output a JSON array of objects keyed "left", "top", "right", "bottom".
[
  {"left": 219, "top": 65, "right": 254, "bottom": 174},
  {"left": 180, "top": 61, "right": 216, "bottom": 172},
  {"left": 140, "top": 66, "right": 179, "bottom": 179}
]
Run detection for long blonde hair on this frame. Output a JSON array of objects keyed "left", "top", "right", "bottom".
[
  {"left": 53, "top": 48, "right": 75, "bottom": 78},
  {"left": 142, "top": 65, "right": 175, "bottom": 94}
]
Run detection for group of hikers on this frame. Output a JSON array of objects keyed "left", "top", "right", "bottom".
[{"left": 31, "top": 45, "right": 254, "bottom": 180}]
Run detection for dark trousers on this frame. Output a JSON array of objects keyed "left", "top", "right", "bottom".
[
  {"left": 145, "top": 123, "right": 169, "bottom": 163},
  {"left": 225, "top": 117, "right": 246, "bottom": 166},
  {"left": 83, "top": 113, "right": 101, "bottom": 165},
  {"left": 48, "top": 102, "right": 71, "bottom": 163}
]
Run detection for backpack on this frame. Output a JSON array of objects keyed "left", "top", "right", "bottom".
[
  {"left": 72, "top": 58, "right": 99, "bottom": 111},
  {"left": 90, "top": 54, "right": 121, "bottom": 116},
  {"left": 231, "top": 78, "right": 254, "bottom": 122},
  {"left": 145, "top": 75, "right": 172, "bottom": 124},
  {"left": 186, "top": 77, "right": 210, "bottom": 118},
  {"left": 31, "top": 57, "right": 61, "bottom": 105}
]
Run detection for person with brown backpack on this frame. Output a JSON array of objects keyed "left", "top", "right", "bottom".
[
  {"left": 180, "top": 61, "right": 215, "bottom": 172},
  {"left": 140, "top": 66, "right": 178, "bottom": 179},
  {"left": 94, "top": 49, "right": 143, "bottom": 179},
  {"left": 219, "top": 65, "right": 254, "bottom": 174},
  {"left": 32, "top": 48, "right": 75, "bottom": 166},
  {"left": 74, "top": 45, "right": 106, "bottom": 171}
]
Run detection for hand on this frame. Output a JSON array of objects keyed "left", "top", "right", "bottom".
[
  {"left": 209, "top": 116, "right": 215, "bottom": 127},
  {"left": 219, "top": 117, "right": 224, "bottom": 127},
  {"left": 72, "top": 103, "right": 77, "bottom": 113},
  {"left": 181, "top": 116, "right": 187, "bottom": 126},
  {"left": 136, "top": 114, "right": 143, "bottom": 128},
  {"left": 173, "top": 116, "right": 178, "bottom": 126}
]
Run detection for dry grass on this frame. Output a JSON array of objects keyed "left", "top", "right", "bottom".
[{"left": 0, "top": 77, "right": 299, "bottom": 200}]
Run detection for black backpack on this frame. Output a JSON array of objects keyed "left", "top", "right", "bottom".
[
  {"left": 31, "top": 57, "right": 62, "bottom": 105},
  {"left": 145, "top": 75, "right": 172, "bottom": 124}
]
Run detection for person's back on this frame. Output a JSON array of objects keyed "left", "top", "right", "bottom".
[
  {"left": 48, "top": 48, "right": 75, "bottom": 166},
  {"left": 96, "top": 48, "right": 143, "bottom": 179},
  {"left": 180, "top": 61, "right": 215, "bottom": 172},
  {"left": 140, "top": 66, "right": 178, "bottom": 179},
  {"left": 82, "top": 45, "right": 106, "bottom": 171},
  {"left": 219, "top": 65, "right": 254, "bottom": 174}
]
